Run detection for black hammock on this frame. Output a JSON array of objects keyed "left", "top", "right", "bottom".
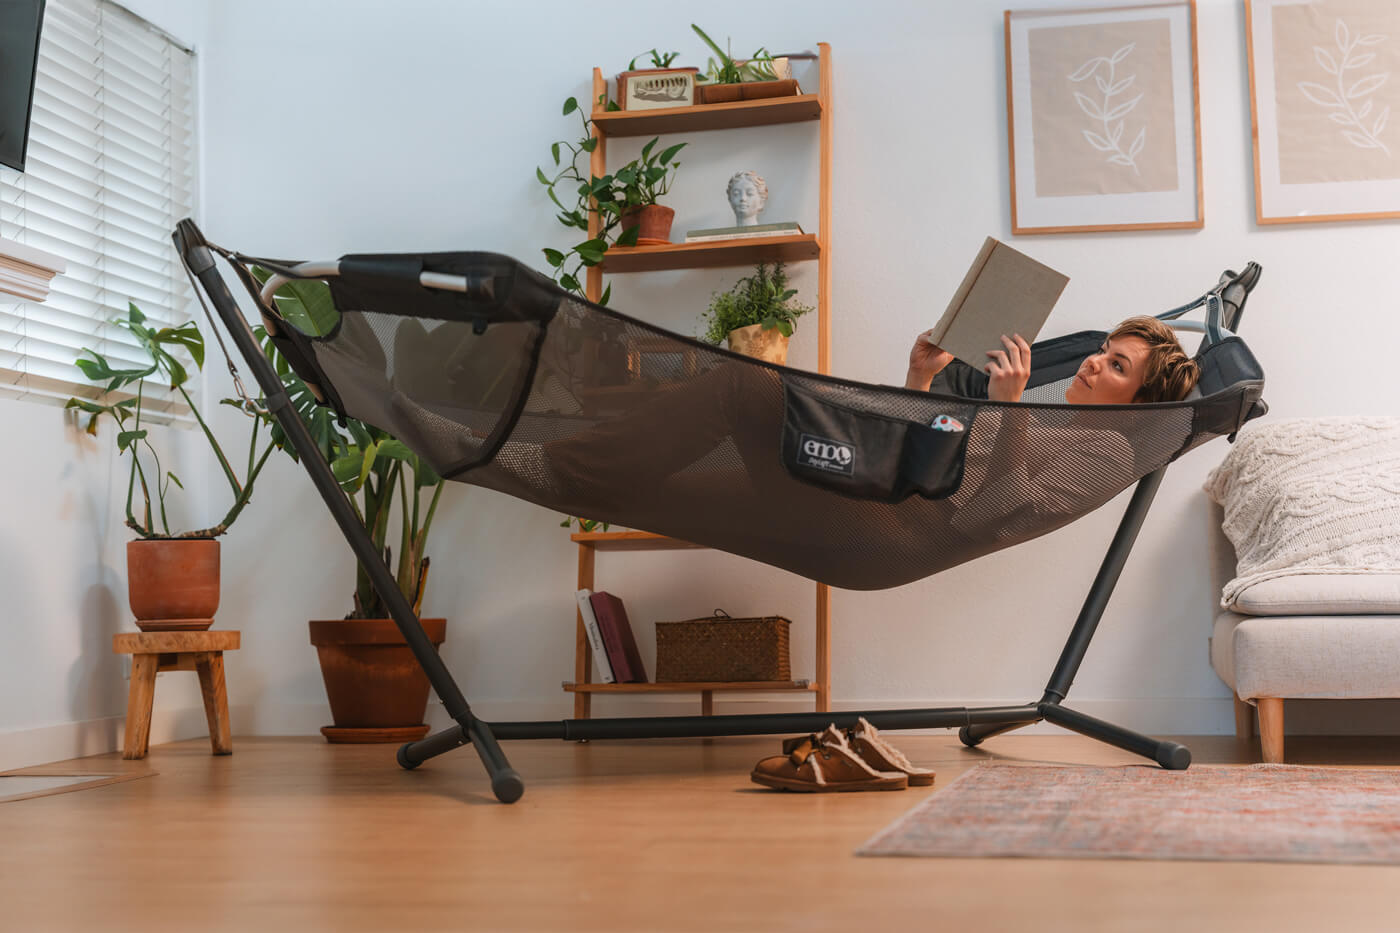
[{"left": 174, "top": 220, "right": 1264, "bottom": 802}]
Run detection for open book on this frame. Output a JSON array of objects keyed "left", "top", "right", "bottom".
[{"left": 924, "top": 237, "right": 1069, "bottom": 368}]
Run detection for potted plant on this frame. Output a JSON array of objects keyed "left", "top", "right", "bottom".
[
  {"left": 691, "top": 24, "right": 799, "bottom": 104},
  {"left": 250, "top": 270, "right": 448, "bottom": 743},
  {"left": 699, "top": 262, "right": 813, "bottom": 365},
  {"left": 537, "top": 94, "right": 686, "bottom": 304},
  {"left": 616, "top": 48, "right": 699, "bottom": 111},
  {"left": 67, "top": 304, "right": 277, "bottom": 632}
]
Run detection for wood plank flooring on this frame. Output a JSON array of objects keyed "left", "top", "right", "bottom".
[{"left": 2, "top": 732, "right": 1399, "bottom": 932}]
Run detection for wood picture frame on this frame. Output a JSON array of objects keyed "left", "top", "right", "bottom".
[
  {"left": 1247, "top": 0, "right": 1400, "bottom": 225},
  {"left": 1005, "top": 1, "right": 1204, "bottom": 234}
]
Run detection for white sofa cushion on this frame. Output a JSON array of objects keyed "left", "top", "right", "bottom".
[
  {"left": 1233, "top": 573, "right": 1400, "bottom": 615},
  {"left": 1212, "top": 612, "right": 1400, "bottom": 700},
  {"left": 1203, "top": 417, "right": 1400, "bottom": 611}
]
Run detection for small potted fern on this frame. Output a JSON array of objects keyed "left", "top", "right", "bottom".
[{"left": 699, "top": 262, "right": 813, "bottom": 365}]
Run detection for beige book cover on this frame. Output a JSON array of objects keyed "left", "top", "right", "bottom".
[{"left": 925, "top": 237, "right": 1069, "bottom": 368}]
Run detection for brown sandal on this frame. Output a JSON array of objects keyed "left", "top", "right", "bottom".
[
  {"left": 752, "top": 726, "right": 907, "bottom": 792},
  {"left": 845, "top": 717, "right": 936, "bottom": 786}
]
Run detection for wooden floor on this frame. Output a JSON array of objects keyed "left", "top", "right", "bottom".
[{"left": 3, "top": 732, "right": 1400, "bottom": 932}]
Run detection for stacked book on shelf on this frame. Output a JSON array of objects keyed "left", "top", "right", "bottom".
[
  {"left": 576, "top": 589, "right": 648, "bottom": 683},
  {"left": 683, "top": 221, "right": 804, "bottom": 243}
]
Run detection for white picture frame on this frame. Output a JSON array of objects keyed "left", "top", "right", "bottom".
[
  {"left": 1005, "top": 1, "right": 1204, "bottom": 234},
  {"left": 1247, "top": 0, "right": 1400, "bottom": 224},
  {"left": 621, "top": 70, "right": 696, "bottom": 111}
]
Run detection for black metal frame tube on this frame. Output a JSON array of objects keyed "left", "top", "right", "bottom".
[
  {"left": 174, "top": 222, "right": 522, "bottom": 801},
  {"left": 1041, "top": 468, "right": 1166, "bottom": 703},
  {"left": 1041, "top": 702, "right": 1191, "bottom": 770}
]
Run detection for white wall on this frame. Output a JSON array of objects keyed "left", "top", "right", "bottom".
[{"left": 5, "top": 0, "right": 1397, "bottom": 769}]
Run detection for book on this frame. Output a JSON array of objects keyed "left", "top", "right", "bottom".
[
  {"left": 924, "top": 236, "right": 1069, "bottom": 369},
  {"left": 576, "top": 589, "right": 614, "bottom": 683},
  {"left": 589, "top": 591, "right": 648, "bottom": 684},
  {"left": 684, "top": 221, "right": 804, "bottom": 242}
]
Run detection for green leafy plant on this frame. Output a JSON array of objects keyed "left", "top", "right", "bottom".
[
  {"left": 627, "top": 49, "right": 680, "bottom": 70},
  {"left": 699, "top": 263, "right": 813, "bottom": 345},
  {"left": 691, "top": 24, "right": 781, "bottom": 84},
  {"left": 249, "top": 268, "right": 445, "bottom": 618},
  {"left": 537, "top": 94, "right": 685, "bottom": 303},
  {"left": 559, "top": 515, "right": 611, "bottom": 533},
  {"left": 66, "top": 303, "right": 276, "bottom": 539}
]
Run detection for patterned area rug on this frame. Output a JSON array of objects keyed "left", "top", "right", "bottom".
[{"left": 858, "top": 763, "right": 1400, "bottom": 864}]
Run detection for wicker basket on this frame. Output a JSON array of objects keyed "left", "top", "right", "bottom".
[{"left": 654, "top": 611, "right": 791, "bottom": 683}]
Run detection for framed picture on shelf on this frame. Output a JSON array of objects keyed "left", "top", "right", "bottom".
[
  {"left": 1247, "top": 0, "right": 1400, "bottom": 225},
  {"left": 1004, "top": 1, "right": 1203, "bottom": 234},
  {"left": 620, "top": 69, "right": 697, "bottom": 111}
]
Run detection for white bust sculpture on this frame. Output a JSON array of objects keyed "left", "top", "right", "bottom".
[{"left": 726, "top": 171, "right": 768, "bottom": 226}]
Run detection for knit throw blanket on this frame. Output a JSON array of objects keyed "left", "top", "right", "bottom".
[{"left": 1203, "top": 417, "right": 1400, "bottom": 608}]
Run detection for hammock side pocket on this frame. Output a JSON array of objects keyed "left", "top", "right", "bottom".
[{"left": 781, "top": 381, "right": 970, "bottom": 502}]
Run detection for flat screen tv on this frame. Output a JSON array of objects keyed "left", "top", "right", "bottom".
[{"left": 0, "top": 0, "right": 46, "bottom": 173}]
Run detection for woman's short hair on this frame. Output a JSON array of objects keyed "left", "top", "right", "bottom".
[{"left": 1109, "top": 315, "right": 1201, "bottom": 403}]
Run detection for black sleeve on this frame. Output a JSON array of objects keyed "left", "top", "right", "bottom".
[{"left": 929, "top": 359, "right": 989, "bottom": 399}]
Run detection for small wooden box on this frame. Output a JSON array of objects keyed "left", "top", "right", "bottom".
[{"left": 654, "top": 615, "right": 791, "bottom": 683}]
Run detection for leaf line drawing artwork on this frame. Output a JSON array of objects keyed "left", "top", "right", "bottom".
[
  {"left": 1069, "top": 43, "right": 1146, "bottom": 173},
  {"left": 1298, "top": 19, "right": 1390, "bottom": 157}
]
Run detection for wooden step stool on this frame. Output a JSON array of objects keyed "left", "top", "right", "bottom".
[{"left": 113, "top": 630, "right": 240, "bottom": 760}]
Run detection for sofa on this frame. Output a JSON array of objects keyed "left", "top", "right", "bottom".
[{"left": 1205, "top": 416, "right": 1400, "bottom": 763}]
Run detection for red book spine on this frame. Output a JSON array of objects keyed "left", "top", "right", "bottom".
[{"left": 589, "top": 591, "right": 648, "bottom": 683}]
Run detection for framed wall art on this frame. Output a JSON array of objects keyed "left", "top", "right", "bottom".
[
  {"left": 1005, "top": 1, "right": 1203, "bottom": 234},
  {"left": 1247, "top": 0, "right": 1400, "bottom": 224}
]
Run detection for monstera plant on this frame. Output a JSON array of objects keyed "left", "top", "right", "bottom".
[{"left": 249, "top": 268, "right": 449, "bottom": 743}]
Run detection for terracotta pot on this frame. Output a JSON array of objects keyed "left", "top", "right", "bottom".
[
  {"left": 126, "top": 538, "right": 219, "bottom": 632},
  {"left": 620, "top": 204, "right": 675, "bottom": 245},
  {"left": 739, "top": 78, "right": 800, "bottom": 101},
  {"left": 727, "top": 323, "right": 789, "bottom": 365},
  {"left": 697, "top": 83, "right": 743, "bottom": 104},
  {"left": 309, "top": 618, "right": 447, "bottom": 743}
]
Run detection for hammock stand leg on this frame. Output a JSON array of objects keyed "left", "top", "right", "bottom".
[
  {"left": 175, "top": 227, "right": 524, "bottom": 804},
  {"left": 958, "top": 467, "right": 1191, "bottom": 770}
]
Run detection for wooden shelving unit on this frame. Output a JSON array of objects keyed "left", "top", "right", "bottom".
[{"left": 566, "top": 44, "right": 833, "bottom": 720}]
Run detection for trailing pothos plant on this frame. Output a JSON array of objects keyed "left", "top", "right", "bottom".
[
  {"left": 537, "top": 93, "right": 685, "bottom": 305},
  {"left": 248, "top": 268, "right": 445, "bottom": 618},
  {"left": 66, "top": 303, "right": 276, "bottom": 539}
]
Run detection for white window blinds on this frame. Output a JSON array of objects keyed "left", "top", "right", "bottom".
[{"left": 0, "top": 0, "right": 196, "bottom": 406}]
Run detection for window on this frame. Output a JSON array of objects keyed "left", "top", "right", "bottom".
[{"left": 0, "top": 0, "right": 196, "bottom": 408}]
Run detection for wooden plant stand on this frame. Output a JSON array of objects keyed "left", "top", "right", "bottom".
[{"left": 113, "top": 630, "right": 240, "bottom": 760}]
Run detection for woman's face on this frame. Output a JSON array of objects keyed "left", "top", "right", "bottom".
[
  {"left": 728, "top": 178, "right": 763, "bottom": 219},
  {"left": 1064, "top": 335, "right": 1149, "bottom": 405}
]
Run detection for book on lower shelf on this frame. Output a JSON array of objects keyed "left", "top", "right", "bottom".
[
  {"left": 589, "top": 591, "right": 648, "bottom": 683},
  {"left": 684, "top": 221, "right": 804, "bottom": 243},
  {"left": 575, "top": 588, "right": 614, "bottom": 683}
]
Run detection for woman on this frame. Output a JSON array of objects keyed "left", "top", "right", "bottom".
[{"left": 906, "top": 315, "right": 1201, "bottom": 405}]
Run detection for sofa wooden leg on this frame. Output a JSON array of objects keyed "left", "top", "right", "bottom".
[
  {"left": 1257, "top": 697, "right": 1284, "bottom": 764},
  {"left": 1233, "top": 693, "right": 1253, "bottom": 741}
]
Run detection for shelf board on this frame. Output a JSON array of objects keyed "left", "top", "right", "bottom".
[
  {"left": 570, "top": 530, "right": 704, "bottom": 551},
  {"left": 600, "top": 234, "right": 820, "bottom": 273},
  {"left": 591, "top": 94, "right": 821, "bottom": 137},
  {"left": 564, "top": 681, "right": 816, "bottom": 694}
]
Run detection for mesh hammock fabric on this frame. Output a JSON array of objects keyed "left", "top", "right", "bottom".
[{"left": 238, "top": 251, "right": 1264, "bottom": 591}]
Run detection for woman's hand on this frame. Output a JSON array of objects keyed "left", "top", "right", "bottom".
[
  {"left": 905, "top": 330, "right": 954, "bottom": 391},
  {"left": 984, "top": 334, "right": 1031, "bottom": 403}
]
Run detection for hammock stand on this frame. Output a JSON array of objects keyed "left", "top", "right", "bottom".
[{"left": 173, "top": 219, "right": 1265, "bottom": 803}]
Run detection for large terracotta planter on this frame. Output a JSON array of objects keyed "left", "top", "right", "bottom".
[
  {"left": 727, "top": 323, "right": 789, "bottom": 365},
  {"left": 619, "top": 204, "right": 675, "bottom": 246},
  {"left": 126, "top": 538, "right": 219, "bottom": 632},
  {"left": 308, "top": 618, "right": 447, "bottom": 743}
]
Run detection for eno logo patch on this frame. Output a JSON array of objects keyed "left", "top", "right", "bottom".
[{"left": 797, "top": 433, "right": 855, "bottom": 476}]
